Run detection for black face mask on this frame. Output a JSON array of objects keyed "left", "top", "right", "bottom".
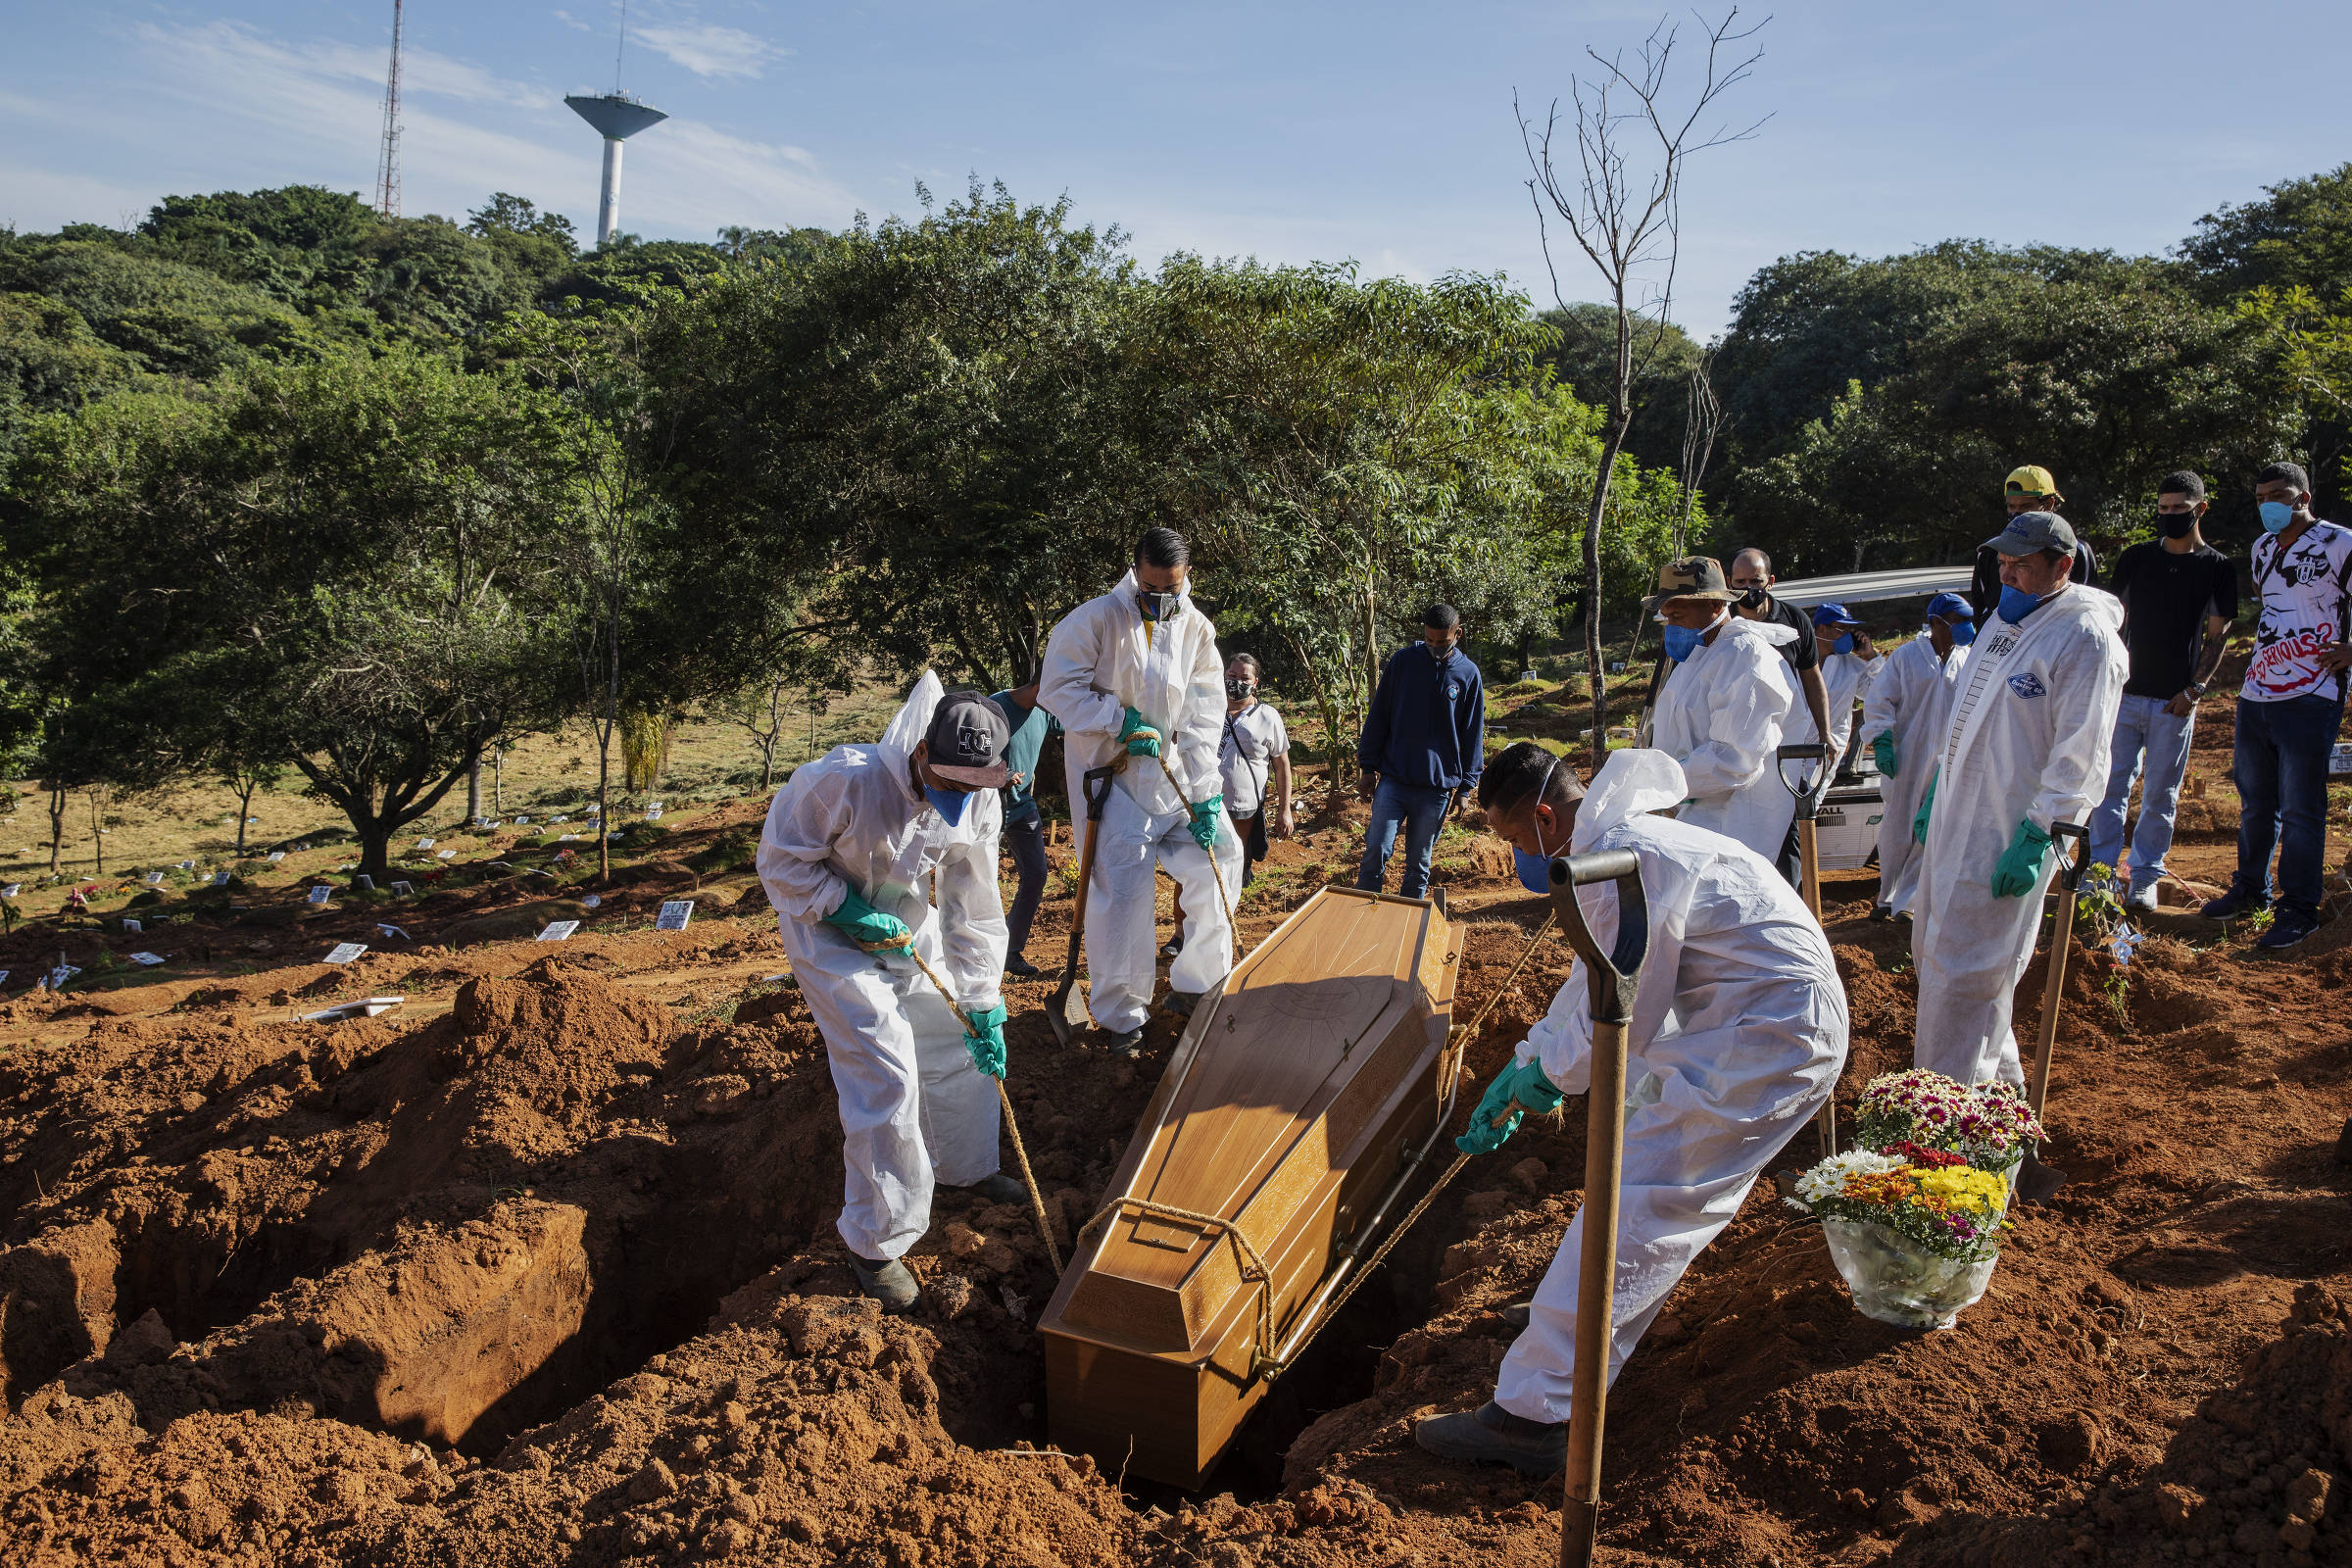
[
  {"left": 1225, "top": 678, "right": 1255, "bottom": 701},
  {"left": 1136, "top": 589, "right": 1181, "bottom": 623},
  {"left": 1738, "top": 585, "right": 1769, "bottom": 611},
  {"left": 2159, "top": 512, "right": 2197, "bottom": 540}
]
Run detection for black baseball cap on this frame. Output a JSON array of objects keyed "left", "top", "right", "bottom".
[{"left": 925, "top": 690, "right": 1011, "bottom": 787}]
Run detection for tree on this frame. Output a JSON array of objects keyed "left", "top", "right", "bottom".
[
  {"left": 708, "top": 672, "right": 793, "bottom": 790},
  {"left": 1519, "top": 8, "right": 1768, "bottom": 768},
  {"left": 14, "top": 353, "right": 584, "bottom": 880}
]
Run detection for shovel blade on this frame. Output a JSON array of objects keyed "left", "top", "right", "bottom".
[{"left": 2014, "top": 1149, "right": 2067, "bottom": 1204}]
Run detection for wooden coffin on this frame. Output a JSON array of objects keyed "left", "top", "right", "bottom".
[{"left": 1040, "top": 886, "right": 1462, "bottom": 1489}]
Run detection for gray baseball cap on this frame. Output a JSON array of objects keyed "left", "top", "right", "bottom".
[
  {"left": 1984, "top": 510, "right": 2077, "bottom": 559},
  {"left": 925, "top": 690, "right": 1011, "bottom": 787}
]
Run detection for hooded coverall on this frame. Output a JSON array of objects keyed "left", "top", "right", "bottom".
[
  {"left": 1913, "top": 586, "right": 2127, "bottom": 1088},
  {"left": 1040, "top": 569, "right": 1244, "bottom": 1034},
  {"left": 1858, "top": 631, "right": 1971, "bottom": 918},
  {"left": 1494, "top": 749, "right": 1848, "bottom": 1421},
  {"left": 757, "top": 672, "right": 1010, "bottom": 1261},
  {"left": 1644, "top": 615, "right": 1800, "bottom": 864}
]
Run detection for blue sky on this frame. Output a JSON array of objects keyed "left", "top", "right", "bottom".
[{"left": 3, "top": 1, "right": 2346, "bottom": 334}]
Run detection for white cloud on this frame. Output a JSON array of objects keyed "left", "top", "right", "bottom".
[{"left": 631, "top": 23, "right": 787, "bottom": 81}]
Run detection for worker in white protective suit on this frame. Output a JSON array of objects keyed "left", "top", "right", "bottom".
[
  {"left": 1640, "top": 556, "right": 1802, "bottom": 864},
  {"left": 1912, "top": 513, "right": 2127, "bottom": 1089},
  {"left": 1415, "top": 743, "right": 1847, "bottom": 1474},
  {"left": 758, "top": 673, "right": 1024, "bottom": 1311},
  {"left": 1039, "top": 526, "right": 1244, "bottom": 1055},
  {"left": 1793, "top": 602, "right": 1886, "bottom": 773},
  {"left": 1858, "top": 591, "right": 1976, "bottom": 921}
]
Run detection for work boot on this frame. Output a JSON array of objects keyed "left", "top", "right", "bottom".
[
  {"left": 2257, "top": 906, "right": 2320, "bottom": 951},
  {"left": 1160, "top": 936, "right": 1185, "bottom": 959},
  {"left": 1414, "top": 1400, "right": 1566, "bottom": 1475},
  {"left": 950, "top": 1172, "right": 1028, "bottom": 1205},
  {"left": 2199, "top": 887, "right": 2269, "bottom": 921},
  {"left": 1004, "top": 955, "right": 1042, "bottom": 978},
  {"left": 1106, "top": 1027, "right": 1145, "bottom": 1058},
  {"left": 1868, "top": 904, "right": 1892, "bottom": 922},
  {"left": 849, "top": 1254, "right": 919, "bottom": 1314},
  {"left": 1164, "top": 990, "right": 1201, "bottom": 1018},
  {"left": 1499, "top": 1299, "right": 1532, "bottom": 1330}
]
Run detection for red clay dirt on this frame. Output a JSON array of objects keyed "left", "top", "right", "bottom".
[{"left": 1, "top": 735, "right": 2347, "bottom": 1567}]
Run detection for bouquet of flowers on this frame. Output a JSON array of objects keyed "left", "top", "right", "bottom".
[
  {"left": 1787, "top": 1148, "right": 2011, "bottom": 1263},
  {"left": 1852, "top": 1068, "right": 2043, "bottom": 1173}
]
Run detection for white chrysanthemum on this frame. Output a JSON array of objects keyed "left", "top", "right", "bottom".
[{"left": 1794, "top": 1149, "right": 1906, "bottom": 1204}]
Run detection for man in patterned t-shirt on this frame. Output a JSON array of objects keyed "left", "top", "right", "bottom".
[{"left": 2203, "top": 461, "right": 2352, "bottom": 949}]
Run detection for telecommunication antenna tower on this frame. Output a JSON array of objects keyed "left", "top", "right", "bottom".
[{"left": 375, "top": 0, "right": 405, "bottom": 219}]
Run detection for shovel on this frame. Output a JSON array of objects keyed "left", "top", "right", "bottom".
[
  {"left": 2016, "top": 820, "right": 2090, "bottom": 1204},
  {"left": 1776, "top": 742, "right": 1838, "bottom": 1157},
  {"left": 1048, "top": 762, "right": 1121, "bottom": 1047},
  {"left": 1543, "top": 848, "right": 1650, "bottom": 1568}
]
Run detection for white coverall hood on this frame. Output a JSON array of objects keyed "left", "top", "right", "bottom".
[
  {"left": 1495, "top": 768, "right": 1846, "bottom": 1423},
  {"left": 1039, "top": 567, "right": 1243, "bottom": 1032},
  {"left": 1645, "top": 615, "right": 1799, "bottom": 862},
  {"left": 1859, "top": 632, "right": 1970, "bottom": 916},
  {"left": 1913, "top": 584, "right": 2127, "bottom": 1088},
  {"left": 756, "top": 669, "right": 1011, "bottom": 1261}
]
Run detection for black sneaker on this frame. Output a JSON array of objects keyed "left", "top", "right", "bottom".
[
  {"left": 1413, "top": 1400, "right": 1565, "bottom": 1475},
  {"left": 849, "top": 1254, "right": 919, "bottom": 1313},
  {"left": 1105, "top": 1028, "right": 1145, "bottom": 1058},
  {"left": 1164, "top": 990, "right": 1200, "bottom": 1018},
  {"left": 2199, "top": 888, "right": 2270, "bottom": 921},
  {"left": 2257, "top": 907, "right": 2320, "bottom": 951},
  {"left": 951, "top": 1172, "right": 1028, "bottom": 1205},
  {"left": 1499, "top": 1298, "right": 1532, "bottom": 1330},
  {"left": 1159, "top": 937, "right": 1184, "bottom": 959},
  {"left": 1004, "top": 955, "right": 1041, "bottom": 978},
  {"left": 1869, "top": 904, "right": 1892, "bottom": 922}
]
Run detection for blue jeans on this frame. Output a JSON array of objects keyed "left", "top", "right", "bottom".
[
  {"left": 1004, "top": 815, "right": 1049, "bottom": 958},
  {"left": 2230, "top": 693, "right": 2344, "bottom": 918},
  {"left": 2087, "top": 693, "right": 2196, "bottom": 895},
  {"left": 1355, "top": 778, "right": 1452, "bottom": 900}
]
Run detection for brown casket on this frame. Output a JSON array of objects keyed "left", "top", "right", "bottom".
[{"left": 1039, "top": 886, "right": 1462, "bottom": 1489}]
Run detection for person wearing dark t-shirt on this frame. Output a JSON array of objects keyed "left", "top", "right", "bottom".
[
  {"left": 1971, "top": 466, "right": 2098, "bottom": 627},
  {"left": 1729, "top": 548, "right": 1827, "bottom": 887},
  {"left": 2084, "top": 470, "right": 2237, "bottom": 912}
]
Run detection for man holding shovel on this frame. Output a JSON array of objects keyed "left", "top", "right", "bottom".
[
  {"left": 1039, "top": 527, "right": 1243, "bottom": 1055},
  {"left": 1911, "top": 512, "right": 2125, "bottom": 1090},
  {"left": 756, "top": 672, "right": 1024, "bottom": 1311},
  {"left": 1415, "top": 743, "right": 1847, "bottom": 1474}
]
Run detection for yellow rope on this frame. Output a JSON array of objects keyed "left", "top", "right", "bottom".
[
  {"left": 1078, "top": 1195, "right": 1277, "bottom": 1365},
  {"left": 1151, "top": 753, "right": 1240, "bottom": 961}
]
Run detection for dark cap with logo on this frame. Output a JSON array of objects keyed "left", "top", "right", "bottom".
[{"left": 925, "top": 690, "right": 1012, "bottom": 787}]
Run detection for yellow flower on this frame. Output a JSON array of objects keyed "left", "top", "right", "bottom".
[{"left": 1916, "top": 1165, "right": 2007, "bottom": 1215}]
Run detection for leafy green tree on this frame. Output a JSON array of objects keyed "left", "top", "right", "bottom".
[{"left": 14, "top": 354, "right": 586, "bottom": 880}]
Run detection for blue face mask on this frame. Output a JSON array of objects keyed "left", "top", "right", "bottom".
[
  {"left": 1511, "top": 753, "right": 1561, "bottom": 894},
  {"left": 2260, "top": 500, "right": 2296, "bottom": 534},
  {"left": 924, "top": 785, "right": 971, "bottom": 825},
  {"left": 1662, "top": 623, "right": 1705, "bottom": 662},
  {"left": 1996, "top": 584, "right": 2043, "bottom": 624},
  {"left": 1944, "top": 616, "right": 1978, "bottom": 647},
  {"left": 1830, "top": 632, "right": 1855, "bottom": 655}
]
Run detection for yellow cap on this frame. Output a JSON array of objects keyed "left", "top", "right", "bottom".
[{"left": 2004, "top": 465, "right": 2062, "bottom": 502}]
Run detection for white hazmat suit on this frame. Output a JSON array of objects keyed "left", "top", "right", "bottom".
[
  {"left": 758, "top": 672, "right": 1009, "bottom": 1261},
  {"left": 1494, "top": 748, "right": 1848, "bottom": 1422},
  {"left": 1040, "top": 569, "right": 1244, "bottom": 1034},
  {"left": 1788, "top": 646, "right": 1885, "bottom": 770},
  {"left": 1913, "top": 587, "right": 2126, "bottom": 1088},
  {"left": 1644, "top": 614, "right": 1799, "bottom": 863},
  {"left": 1858, "top": 632, "right": 1970, "bottom": 918}
]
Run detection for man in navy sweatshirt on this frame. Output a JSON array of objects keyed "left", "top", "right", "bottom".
[{"left": 1354, "top": 602, "right": 1487, "bottom": 900}]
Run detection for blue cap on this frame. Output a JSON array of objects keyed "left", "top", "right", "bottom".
[
  {"left": 1925, "top": 590, "right": 1972, "bottom": 620},
  {"left": 1811, "top": 602, "right": 1862, "bottom": 628}
]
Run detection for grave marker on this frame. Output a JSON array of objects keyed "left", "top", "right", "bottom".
[
  {"left": 145, "top": 871, "right": 166, "bottom": 886},
  {"left": 376, "top": 923, "right": 410, "bottom": 941},
  {"left": 656, "top": 900, "right": 694, "bottom": 931},
  {"left": 323, "top": 942, "right": 368, "bottom": 964},
  {"left": 128, "top": 952, "right": 165, "bottom": 966},
  {"left": 122, "top": 917, "right": 142, "bottom": 933},
  {"left": 267, "top": 852, "right": 285, "bottom": 863},
  {"left": 536, "top": 920, "right": 579, "bottom": 942},
  {"left": 308, "top": 886, "right": 332, "bottom": 904},
  {"left": 390, "top": 880, "right": 414, "bottom": 896}
]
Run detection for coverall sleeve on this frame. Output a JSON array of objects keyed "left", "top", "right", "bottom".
[
  {"left": 1039, "top": 608, "right": 1124, "bottom": 742},
  {"left": 1859, "top": 649, "right": 1910, "bottom": 740},
  {"left": 1356, "top": 655, "right": 1395, "bottom": 774},
  {"left": 2025, "top": 623, "right": 2129, "bottom": 834},
  {"left": 1174, "top": 624, "right": 1226, "bottom": 803},
  {"left": 756, "top": 768, "right": 857, "bottom": 924},
  {"left": 936, "top": 828, "right": 1008, "bottom": 1013},
  {"left": 1460, "top": 667, "right": 1488, "bottom": 788},
  {"left": 1511, "top": 874, "right": 1625, "bottom": 1095},
  {"left": 1675, "top": 650, "right": 1782, "bottom": 802}
]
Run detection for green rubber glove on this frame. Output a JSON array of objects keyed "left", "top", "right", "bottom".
[
  {"left": 1117, "top": 705, "right": 1163, "bottom": 759},
  {"left": 961, "top": 1003, "right": 1008, "bottom": 1078},
  {"left": 1188, "top": 795, "right": 1224, "bottom": 851},
  {"left": 821, "top": 887, "right": 913, "bottom": 953},
  {"left": 1454, "top": 1057, "right": 1561, "bottom": 1155},
  {"left": 1991, "top": 818, "right": 2054, "bottom": 899},
  {"left": 1912, "top": 771, "right": 1937, "bottom": 845},
  {"left": 1871, "top": 731, "right": 1898, "bottom": 778}
]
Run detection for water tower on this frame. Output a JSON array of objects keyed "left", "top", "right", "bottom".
[{"left": 565, "top": 92, "right": 666, "bottom": 247}]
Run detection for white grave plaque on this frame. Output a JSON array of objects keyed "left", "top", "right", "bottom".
[
  {"left": 267, "top": 852, "right": 285, "bottom": 863},
  {"left": 435, "top": 849, "right": 457, "bottom": 859},
  {"left": 551, "top": 815, "right": 568, "bottom": 823},
  {"left": 655, "top": 900, "right": 694, "bottom": 931},
  {"left": 323, "top": 942, "right": 368, "bottom": 964},
  {"left": 128, "top": 951, "right": 165, "bottom": 966},
  {"left": 416, "top": 838, "right": 434, "bottom": 849},
  {"left": 353, "top": 874, "right": 374, "bottom": 891},
  {"left": 144, "top": 871, "right": 166, "bottom": 886},
  {"left": 560, "top": 833, "right": 579, "bottom": 842},
  {"left": 390, "top": 881, "right": 414, "bottom": 896},
  {"left": 584, "top": 804, "right": 601, "bottom": 816},
  {"left": 646, "top": 807, "right": 663, "bottom": 820},
  {"left": 177, "top": 859, "right": 195, "bottom": 870},
  {"left": 46, "top": 964, "right": 80, "bottom": 989},
  {"left": 536, "top": 920, "right": 579, "bottom": 942},
  {"left": 122, "top": 917, "right": 142, "bottom": 933},
  {"left": 0, "top": 971, "right": 9, "bottom": 988},
  {"left": 1, "top": 884, "right": 20, "bottom": 898},
  {"left": 514, "top": 815, "right": 530, "bottom": 824},
  {"left": 212, "top": 871, "right": 230, "bottom": 887},
  {"left": 376, "top": 923, "right": 410, "bottom": 941},
  {"left": 308, "top": 885, "right": 332, "bottom": 904}
]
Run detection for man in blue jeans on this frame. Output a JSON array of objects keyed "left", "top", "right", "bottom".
[
  {"left": 2087, "top": 471, "right": 2237, "bottom": 912},
  {"left": 989, "top": 678, "right": 1060, "bottom": 976},
  {"left": 2203, "top": 461, "right": 2352, "bottom": 949},
  {"left": 1355, "top": 603, "right": 1486, "bottom": 900}
]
